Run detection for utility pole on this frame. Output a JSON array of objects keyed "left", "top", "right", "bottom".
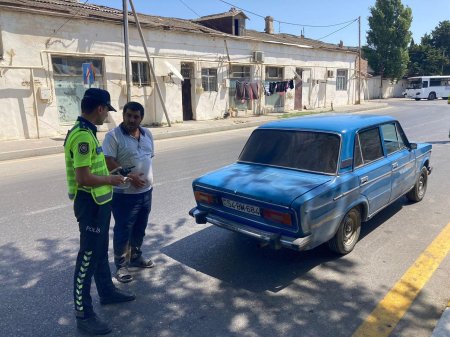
[
  {"left": 357, "top": 16, "right": 361, "bottom": 104},
  {"left": 129, "top": 0, "right": 171, "bottom": 126},
  {"left": 123, "top": 0, "right": 131, "bottom": 101}
]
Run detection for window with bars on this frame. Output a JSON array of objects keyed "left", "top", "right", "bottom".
[
  {"left": 230, "top": 65, "right": 250, "bottom": 78},
  {"left": 336, "top": 69, "right": 348, "bottom": 91},
  {"left": 132, "top": 61, "right": 151, "bottom": 86},
  {"left": 265, "top": 67, "right": 283, "bottom": 80},
  {"left": 201, "top": 68, "right": 218, "bottom": 91}
]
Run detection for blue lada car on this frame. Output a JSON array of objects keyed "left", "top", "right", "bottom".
[{"left": 189, "top": 114, "right": 432, "bottom": 254}]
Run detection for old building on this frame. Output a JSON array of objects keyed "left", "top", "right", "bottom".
[{"left": 0, "top": 0, "right": 363, "bottom": 140}]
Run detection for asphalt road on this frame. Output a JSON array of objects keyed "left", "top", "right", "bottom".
[{"left": 0, "top": 99, "right": 449, "bottom": 337}]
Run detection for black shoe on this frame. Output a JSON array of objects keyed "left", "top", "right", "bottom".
[
  {"left": 129, "top": 255, "right": 155, "bottom": 269},
  {"left": 100, "top": 288, "right": 136, "bottom": 305},
  {"left": 115, "top": 267, "right": 133, "bottom": 283},
  {"left": 77, "top": 315, "right": 112, "bottom": 335}
]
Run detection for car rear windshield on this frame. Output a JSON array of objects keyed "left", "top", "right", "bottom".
[{"left": 238, "top": 129, "right": 340, "bottom": 174}]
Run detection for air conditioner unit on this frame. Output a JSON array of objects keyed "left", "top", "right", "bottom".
[
  {"left": 252, "top": 51, "right": 264, "bottom": 63},
  {"left": 327, "top": 70, "right": 334, "bottom": 78}
]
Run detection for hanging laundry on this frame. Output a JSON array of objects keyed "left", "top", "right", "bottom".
[
  {"left": 250, "top": 82, "right": 259, "bottom": 99},
  {"left": 235, "top": 81, "right": 245, "bottom": 100},
  {"left": 269, "top": 82, "right": 276, "bottom": 95},
  {"left": 244, "top": 82, "right": 251, "bottom": 100},
  {"left": 289, "top": 79, "right": 294, "bottom": 90},
  {"left": 264, "top": 82, "right": 271, "bottom": 96}
]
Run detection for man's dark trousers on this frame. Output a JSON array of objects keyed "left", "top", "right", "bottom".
[
  {"left": 73, "top": 191, "right": 115, "bottom": 319},
  {"left": 112, "top": 189, "right": 152, "bottom": 268}
]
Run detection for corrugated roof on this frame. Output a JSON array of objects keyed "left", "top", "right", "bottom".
[
  {"left": 0, "top": 0, "right": 356, "bottom": 53},
  {"left": 195, "top": 8, "right": 248, "bottom": 21},
  {"left": 245, "top": 30, "right": 355, "bottom": 52},
  {"left": 0, "top": 0, "right": 219, "bottom": 34}
]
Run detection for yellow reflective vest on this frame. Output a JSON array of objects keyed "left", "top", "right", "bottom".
[{"left": 64, "top": 117, "right": 112, "bottom": 205}]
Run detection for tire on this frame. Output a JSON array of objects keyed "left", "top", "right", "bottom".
[
  {"left": 428, "top": 92, "right": 436, "bottom": 100},
  {"left": 415, "top": 98, "right": 420, "bottom": 101},
  {"left": 406, "top": 166, "right": 428, "bottom": 202},
  {"left": 328, "top": 207, "right": 361, "bottom": 255}
]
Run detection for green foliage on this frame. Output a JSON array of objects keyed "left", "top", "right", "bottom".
[
  {"left": 366, "top": 0, "right": 412, "bottom": 80},
  {"left": 407, "top": 20, "right": 450, "bottom": 75},
  {"left": 408, "top": 43, "right": 448, "bottom": 76}
]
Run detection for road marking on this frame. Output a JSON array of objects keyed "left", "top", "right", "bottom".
[
  {"left": 352, "top": 221, "right": 450, "bottom": 337},
  {"left": 26, "top": 204, "right": 70, "bottom": 215}
]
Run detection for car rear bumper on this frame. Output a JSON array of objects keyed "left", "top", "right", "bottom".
[{"left": 189, "top": 207, "right": 312, "bottom": 251}]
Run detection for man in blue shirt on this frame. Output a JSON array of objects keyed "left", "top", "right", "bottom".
[{"left": 103, "top": 102, "right": 155, "bottom": 283}]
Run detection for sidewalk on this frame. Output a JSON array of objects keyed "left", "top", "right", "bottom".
[{"left": 0, "top": 100, "right": 388, "bottom": 162}]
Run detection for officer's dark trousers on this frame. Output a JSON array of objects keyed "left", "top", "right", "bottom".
[
  {"left": 112, "top": 189, "right": 152, "bottom": 269},
  {"left": 73, "top": 191, "right": 115, "bottom": 319}
]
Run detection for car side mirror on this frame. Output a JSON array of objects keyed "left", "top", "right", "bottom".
[{"left": 409, "top": 143, "right": 417, "bottom": 150}]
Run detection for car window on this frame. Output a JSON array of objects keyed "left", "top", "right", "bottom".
[
  {"left": 238, "top": 129, "right": 340, "bottom": 174},
  {"left": 358, "top": 128, "right": 384, "bottom": 164},
  {"left": 381, "top": 123, "right": 404, "bottom": 155}
]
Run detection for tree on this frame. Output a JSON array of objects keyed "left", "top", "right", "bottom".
[
  {"left": 406, "top": 21, "right": 450, "bottom": 75},
  {"left": 366, "top": 0, "right": 412, "bottom": 83},
  {"left": 408, "top": 43, "right": 448, "bottom": 76},
  {"left": 429, "top": 21, "right": 450, "bottom": 55}
]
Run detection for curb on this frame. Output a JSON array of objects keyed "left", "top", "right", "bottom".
[
  {"left": 151, "top": 119, "right": 269, "bottom": 140},
  {"left": 0, "top": 103, "right": 388, "bottom": 162},
  {"left": 0, "top": 146, "right": 63, "bottom": 162},
  {"left": 0, "top": 120, "right": 270, "bottom": 162}
]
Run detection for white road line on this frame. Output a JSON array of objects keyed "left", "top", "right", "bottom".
[{"left": 26, "top": 204, "right": 70, "bottom": 215}]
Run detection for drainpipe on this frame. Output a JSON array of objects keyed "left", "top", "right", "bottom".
[{"left": 30, "top": 69, "right": 40, "bottom": 139}]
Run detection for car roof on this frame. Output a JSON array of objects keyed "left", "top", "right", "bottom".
[{"left": 259, "top": 114, "right": 396, "bottom": 134}]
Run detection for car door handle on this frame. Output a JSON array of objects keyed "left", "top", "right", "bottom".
[
  {"left": 392, "top": 162, "right": 398, "bottom": 169},
  {"left": 360, "top": 176, "right": 369, "bottom": 185}
]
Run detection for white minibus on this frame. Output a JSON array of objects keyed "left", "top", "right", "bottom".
[{"left": 403, "top": 75, "right": 450, "bottom": 100}]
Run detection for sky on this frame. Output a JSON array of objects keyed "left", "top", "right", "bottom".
[{"left": 87, "top": 0, "right": 450, "bottom": 47}]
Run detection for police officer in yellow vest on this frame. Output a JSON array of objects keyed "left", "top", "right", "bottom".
[{"left": 64, "top": 88, "right": 135, "bottom": 335}]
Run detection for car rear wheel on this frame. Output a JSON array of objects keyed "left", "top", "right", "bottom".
[
  {"left": 428, "top": 92, "right": 436, "bottom": 100},
  {"left": 328, "top": 207, "right": 361, "bottom": 255},
  {"left": 406, "top": 166, "right": 428, "bottom": 202}
]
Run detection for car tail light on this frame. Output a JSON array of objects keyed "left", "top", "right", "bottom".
[
  {"left": 194, "top": 191, "right": 217, "bottom": 205},
  {"left": 262, "top": 209, "right": 292, "bottom": 226}
]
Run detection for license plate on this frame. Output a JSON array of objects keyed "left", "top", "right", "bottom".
[{"left": 222, "top": 198, "right": 261, "bottom": 216}]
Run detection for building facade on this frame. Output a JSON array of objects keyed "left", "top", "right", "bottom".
[{"left": 0, "top": 1, "right": 363, "bottom": 140}]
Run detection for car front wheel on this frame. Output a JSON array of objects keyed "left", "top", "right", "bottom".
[
  {"left": 406, "top": 166, "right": 428, "bottom": 202},
  {"left": 328, "top": 207, "right": 361, "bottom": 255}
]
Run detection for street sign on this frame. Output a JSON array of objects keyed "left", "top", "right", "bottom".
[{"left": 82, "top": 63, "right": 96, "bottom": 86}]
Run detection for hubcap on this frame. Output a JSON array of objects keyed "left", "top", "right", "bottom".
[
  {"left": 418, "top": 174, "right": 425, "bottom": 197},
  {"left": 343, "top": 216, "right": 355, "bottom": 245}
]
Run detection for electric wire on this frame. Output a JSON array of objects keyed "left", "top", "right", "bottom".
[
  {"left": 316, "top": 19, "right": 358, "bottom": 41},
  {"left": 218, "top": 0, "right": 357, "bottom": 28},
  {"left": 178, "top": 0, "right": 201, "bottom": 17},
  {"left": 52, "top": 0, "right": 91, "bottom": 35}
]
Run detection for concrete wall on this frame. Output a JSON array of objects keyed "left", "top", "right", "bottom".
[
  {"left": 0, "top": 8, "right": 359, "bottom": 140},
  {"left": 366, "top": 77, "right": 408, "bottom": 99}
]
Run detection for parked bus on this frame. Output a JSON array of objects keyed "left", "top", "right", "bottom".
[{"left": 403, "top": 75, "right": 450, "bottom": 100}]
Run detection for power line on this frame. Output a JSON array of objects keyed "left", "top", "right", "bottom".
[
  {"left": 218, "top": 0, "right": 357, "bottom": 28},
  {"left": 52, "top": 0, "right": 90, "bottom": 35},
  {"left": 178, "top": 0, "right": 201, "bottom": 17},
  {"left": 317, "top": 19, "right": 358, "bottom": 41}
]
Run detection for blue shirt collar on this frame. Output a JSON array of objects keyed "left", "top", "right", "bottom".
[
  {"left": 77, "top": 116, "right": 97, "bottom": 135},
  {"left": 119, "top": 123, "right": 145, "bottom": 137}
]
